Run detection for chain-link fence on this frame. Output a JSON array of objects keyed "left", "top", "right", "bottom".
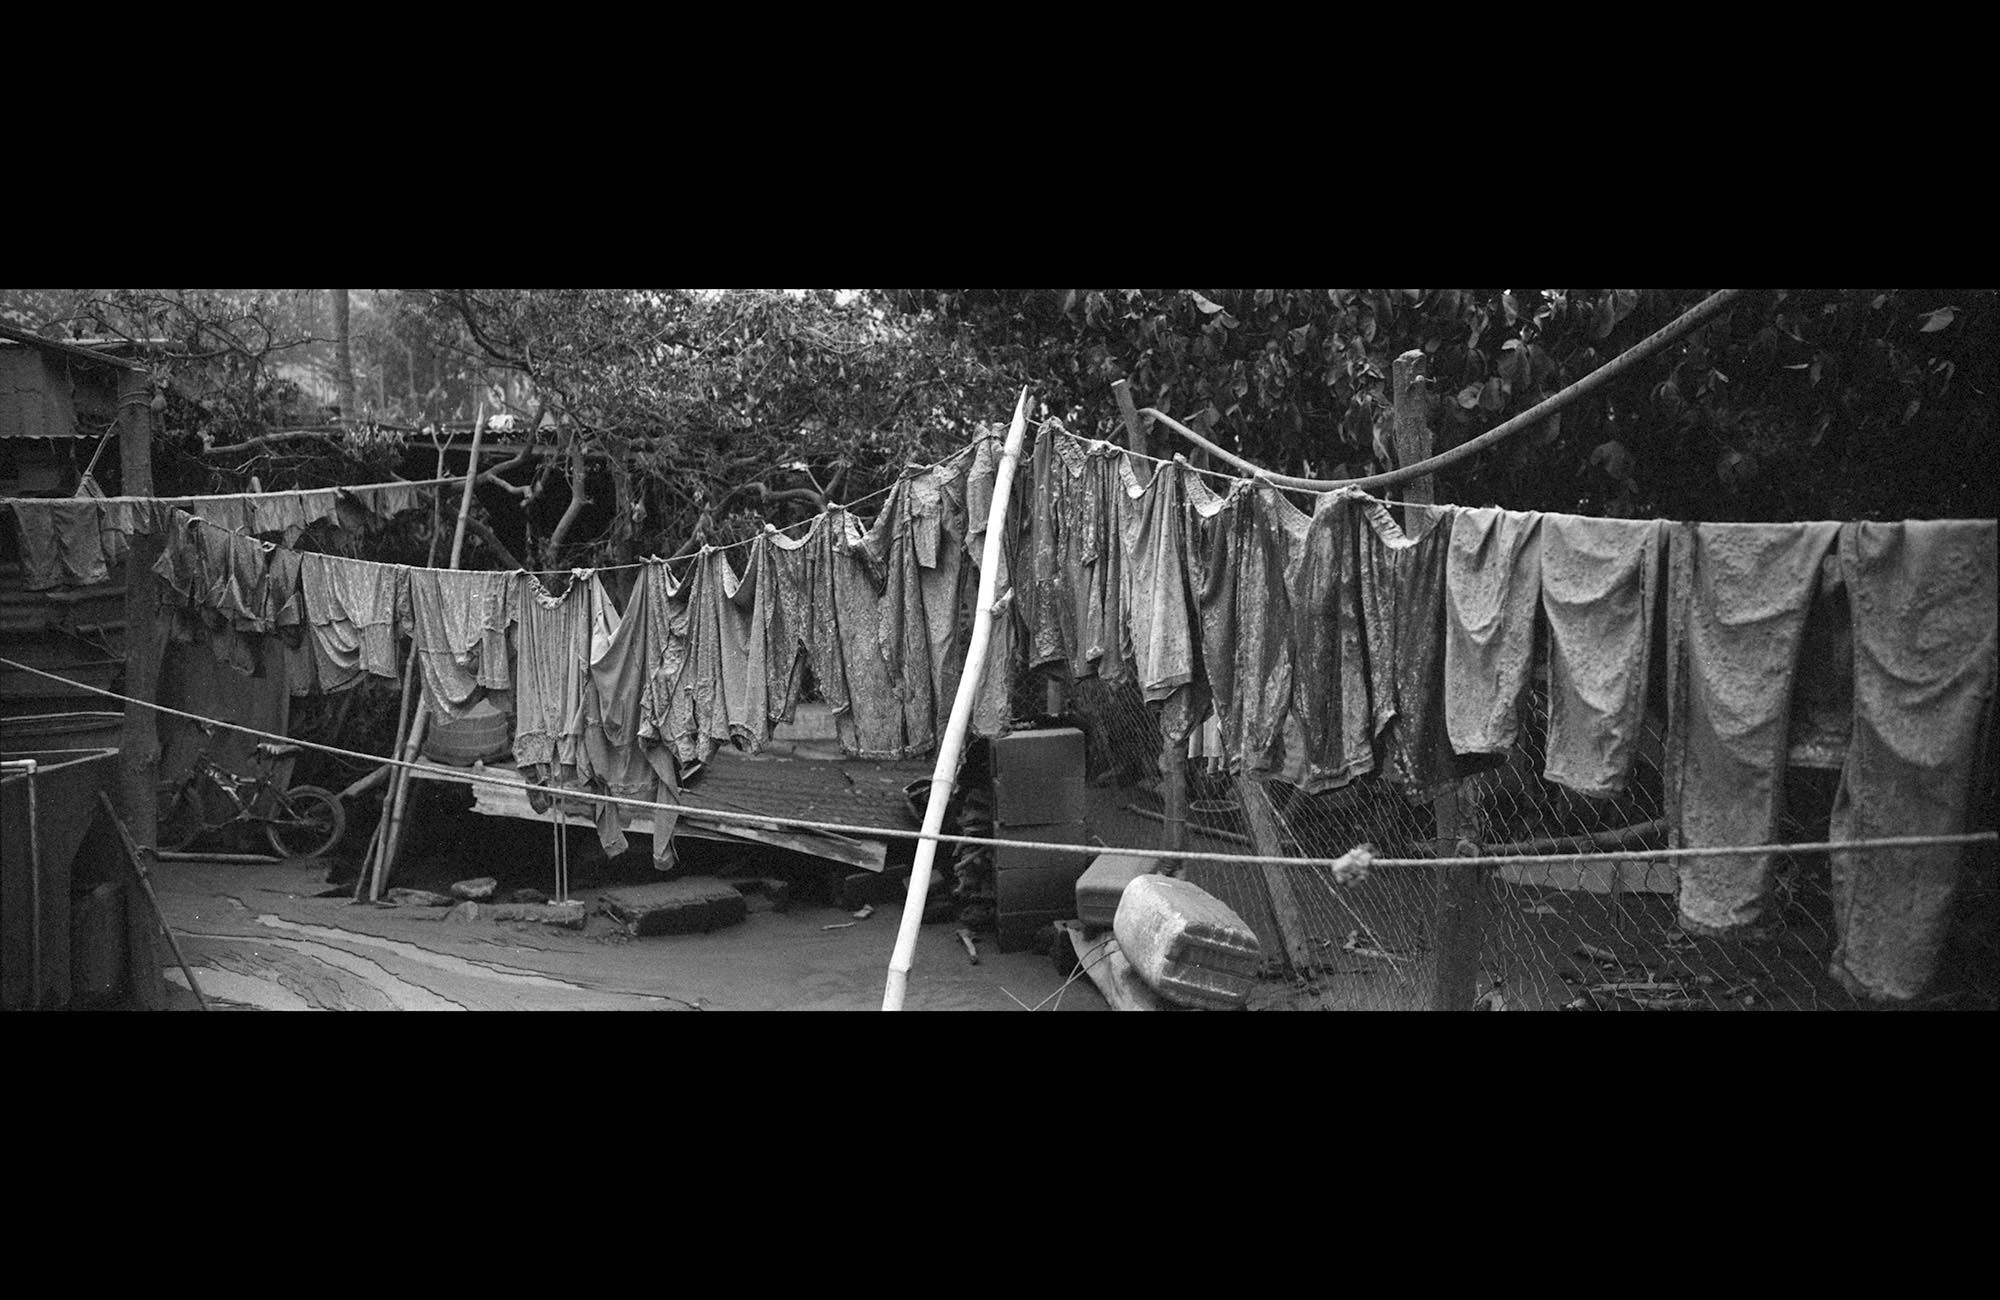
[{"left": 1011, "top": 658, "right": 1999, "bottom": 1012}]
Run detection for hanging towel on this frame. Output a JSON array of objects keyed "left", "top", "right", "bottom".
[
  {"left": 1539, "top": 514, "right": 1664, "bottom": 797},
  {"left": 1666, "top": 521, "right": 1842, "bottom": 933},
  {"left": 1444, "top": 507, "right": 1544, "bottom": 757},
  {"left": 1828, "top": 520, "right": 1998, "bottom": 1001},
  {"left": 405, "top": 568, "right": 517, "bottom": 721}
]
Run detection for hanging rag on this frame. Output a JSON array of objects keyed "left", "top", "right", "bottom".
[
  {"left": 1026, "top": 429, "right": 1073, "bottom": 670},
  {"left": 1444, "top": 506, "right": 1545, "bottom": 758},
  {"left": 1539, "top": 514, "right": 1664, "bottom": 798},
  {"left": 1360, "top": 497, "right": 1482, "bottom": 790},
  {"left": 1047, "top": 437, "right": 1128, "bottom": 684},
  {"left": 1665, "top": 521, "right": 1842, "bottom": 933},
  {"left": 1828, "top": 520, "right": 1998, "bottom": 1001}
]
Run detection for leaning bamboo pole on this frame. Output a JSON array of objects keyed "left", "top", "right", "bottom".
[
  {"left": 371, "top": 407, "right": 485, "bottom": 899},
  {"left": 883, "top": 386, "right": 1030, "bottom": 1011}
]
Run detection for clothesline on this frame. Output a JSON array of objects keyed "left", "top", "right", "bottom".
[{"left": 9, "top": 654, "right": 1991, "bottom": 873}]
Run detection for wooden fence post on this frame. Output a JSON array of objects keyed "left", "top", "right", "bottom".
[{"left": 1394, "top": 349, "right": 1485, "bottom": 1010}]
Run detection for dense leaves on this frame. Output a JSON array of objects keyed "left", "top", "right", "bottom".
[{"left": 898, "top": 289, "right": 1998, "bottom": 522}]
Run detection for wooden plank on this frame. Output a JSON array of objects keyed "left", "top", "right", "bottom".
[{"left": 114, "top": 375, "right": 163, "bottom": 1008}]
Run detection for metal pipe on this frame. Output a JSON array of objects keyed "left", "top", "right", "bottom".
[{"left": 1140, "top": 288, "right": 1744, "bottom": 493}]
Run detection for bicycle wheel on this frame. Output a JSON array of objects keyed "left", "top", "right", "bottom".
[
  {"left": 157, "top": 780, "right": 208, "bottom": 852},
  {"left": 265, "top": 785, "right": 347, "bottom": 859}
]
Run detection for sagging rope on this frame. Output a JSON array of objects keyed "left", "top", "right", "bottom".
[{"left": 9, "top": 654, "right": 1993, "bottom": 873}]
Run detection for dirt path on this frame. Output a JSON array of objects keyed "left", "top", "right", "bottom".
[{"left": 151, "top": 859, "right": 1108, "bottom": 1012}]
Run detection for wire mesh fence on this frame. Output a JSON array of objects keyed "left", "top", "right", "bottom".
[{"left": 1017, "top": 657, "right": 2000, "bottom": 1012}]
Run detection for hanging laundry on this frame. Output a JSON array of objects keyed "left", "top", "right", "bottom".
[
  {"left": 1359, "top": 498, "right": 1485, "bottom": 790},
  {"left": 1665, "top": 521, "right": 1842, "bottom": 934},
  {"left": 648, "top": 546, "right": 760, "bottom": 764},
  {"left": 1046, "top": 437, "right": 1128, "bottom": 684},
  {"left": 1282, "top": 488, "right": 1380, "bottom": 793},
  {"left": 515, "top": 570, "right": 594, "bottom": 784},
  {"left": 153, "top": 511, "right": 308, "bottom": 676},
  {"left": 738, "top": 529, "right": 811, "bottom": 736},
  {"left": 1444, "top": 507, "right": 1544, "bottom": 758},
  {"left": 582, "top": 564, "right": 681, "bottom": 868},
  {"left": 1117, "top": 454, "right": 1202, "bottom": 743},
  {"left": 6, "top": 498, "right": 110, "bottom": 589},
  {"left": 859, "top": 468, "right": 966, "bottom": 758},
  {"left": 915, "top": 457, "right": 974, "bottom": 711},
  {"left": 298, "top": 554, "right": 411, "bottom": 691},
  {"left": 1026, "top": 430, "right": 1072, "bottom": 670},
  {"left": 773, "top": 509, "right": 927, "bottom": 760},
  {"left": 1190, "top": 475, "right": 1306, "bottom": 782},
  {"left": 1828, "top": 520, "right": 1998, "bottom": 1002},
  {"left": 405, "top": 568, "right": 517, "bottom": 721},
  {"left": 1784, "top": 550, "right": 1854, "bottom": 768},
  {"left": 1539, "top": 514, "right": 1664, "bottom": 797}
]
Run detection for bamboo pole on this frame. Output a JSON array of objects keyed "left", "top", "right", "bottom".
[
  {"left": 373, "top": 407, "right": 485, "bottom": 899},
  {"left": 883, "top": 387, "right": 1030, "bottom": 1011}
]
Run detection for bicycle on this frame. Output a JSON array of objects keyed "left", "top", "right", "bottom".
[{"left": 156, "top": 729, "right": 347, "bottom": 859}]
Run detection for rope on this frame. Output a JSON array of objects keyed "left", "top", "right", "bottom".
[
  {"left": 7, "top": 654, "right": 1992, "bottom": 874},
  {"left": 0, "top": 474, "right": 472, "bottom": 511}
]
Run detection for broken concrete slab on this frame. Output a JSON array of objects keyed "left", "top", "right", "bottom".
[
  {"left": 490, "top": 901, "right": 588, "bottom": 929},
  {"left": 388, "top": 888, "right": 456, "bottom": 908},
  {"left": 443, "top": 901, "right": 483, "bottom": 925},
  {"left": 725, "top": 876, "right": 792, "bottom": 913},
  {"left": 598, "top": 877, "right": 749, "bottom": 936},
  {"left": 450, "top": 877, "right": 499, "bottom": 901}
]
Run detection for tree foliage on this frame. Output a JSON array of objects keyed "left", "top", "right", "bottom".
[{"left": 897, "top": 289, "right": 1997, "bottom": 522}]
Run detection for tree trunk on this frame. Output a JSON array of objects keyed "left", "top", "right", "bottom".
[{"left": 333, "top": 289, "right": 356, "bottom": 422}]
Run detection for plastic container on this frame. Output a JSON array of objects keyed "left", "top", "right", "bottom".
[{"left": 1112, "top": 874, "right": 1262, "bottom": 1010}]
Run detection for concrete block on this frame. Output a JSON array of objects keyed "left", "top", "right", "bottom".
[{"left": 599, "top": 877, "right": 748, "bottom": 936}]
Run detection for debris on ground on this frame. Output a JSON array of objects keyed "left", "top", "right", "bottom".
[
  {"left": 450, "top": 877, "right": 499, "bottom": 902},
  {"left": 508, "top": 887, "right": 551, "bottom": 905},
  {"left": 387, "top": 888, "right": 455, "bottom": 908}
]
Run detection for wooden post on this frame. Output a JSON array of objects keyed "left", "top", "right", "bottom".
[
  {"left": 1111, "top": 378, "right": 1149, "bottom": 460},
  {"left": 1395, "top": 349, "right": 1484, "bottom": 1010},
  {"left": 114, "top": 368, "right": 165, "bottom": 1007},
  {"left": 372, "top": 409, "right": 484, "bottom": 899},
  {"left": 1235, "top": 775, "right": 1315, "bottom": 975}
]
